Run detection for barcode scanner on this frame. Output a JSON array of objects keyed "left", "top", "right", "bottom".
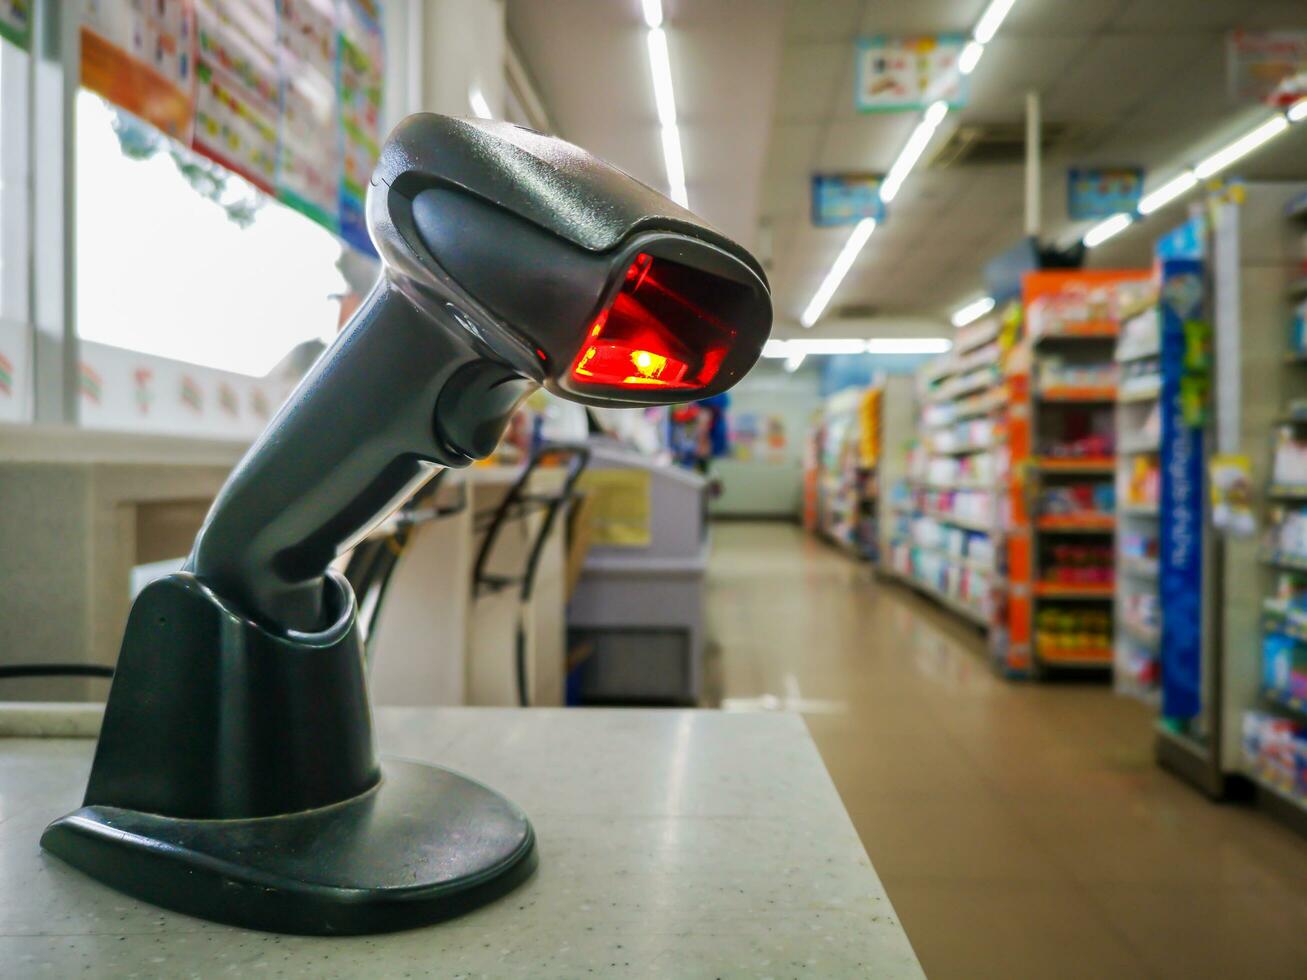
[{"left": 40, "top": 113, "right": 771, "bottom": 935}]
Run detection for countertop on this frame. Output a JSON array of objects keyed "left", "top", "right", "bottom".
[{"left": 0, "top": 707, "right": 923, "bottom": 978}]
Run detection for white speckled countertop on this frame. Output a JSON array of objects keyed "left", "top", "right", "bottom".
[{"left": 0, "top": 707, "right": 923, "bottom": 978}]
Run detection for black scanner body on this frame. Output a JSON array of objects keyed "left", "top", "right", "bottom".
[{"left": 40, "top": 113, "right": 772, "bottom": 935}]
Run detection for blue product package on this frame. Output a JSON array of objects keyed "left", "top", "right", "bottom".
[{"left": 1264, "top": 632, "right": 1296, "bottom": 691}]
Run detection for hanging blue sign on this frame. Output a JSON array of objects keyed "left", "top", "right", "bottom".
[
  {"left": 1158, "top": 258, "right": 1205, "bottom": 722},
  {"left": 811, "top": 173, "right": 885, "bottom": 227},
  {"left": 1067, "top": 166, "right": 1144, "bottom": 220}
]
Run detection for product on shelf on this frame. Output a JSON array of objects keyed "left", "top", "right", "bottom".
[
  {"left": 1038, "top": 481, "right": 1114, "bottom": 517},
  {"left": 1125, "top": 455, "right": 1160, "bottom": 507},
  {"left": 1265, "top": 506, "right": 1307, "bottom": 558},
  {"left": 1037, "top": 356, "right": 1117, "bottom": 390},
  {"left": 1242, "top": 711, "right": 1307, "bottom": 799},
  {"left": 1116, "top": 307, "right": 1160, "bottom": 360},
  {"left": 1042, "top": 542, "right": 1114, "bottom": 585},
  {"left": 1271, "top": 427, "right": 1307, "bottom": 487},
  {"left": 1263, "top": 630, "right": 1307, "bottom": 698},
  {"left": 1035, "top": 607, "right": 1111, "bottom": 657},
  {"left": 1120, "top": 529, "right": 1158, "bottom": 563},
  {"left": 1119, "top": 356, "right": 1162, "bottom": 397}
]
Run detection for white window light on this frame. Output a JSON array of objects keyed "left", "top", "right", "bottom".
[
  {"left": 957, "top": 40, "right": 985, "bottom": 76},
  {"left": 951, "top": 295, "right": 995, "bottom": 327},
  {"left": 468, "top": 86, "right": 493, "bottom": 120},
  {"left": 880, "top": 101, "right": 948, "bottom": 203},
  {"left": 1137, "top": 171, "right": 1198, "bottom": 215},
  {"left": 1082, "top": 212, "right": 1134, "bottom": 249},
  {"left": 973, "top": 0, "right": 1017, "bottom": 44},
  {"left": 799, "top": 218, "right": 877, "bottom": 327},
  {"left": 1193, "top": 114, "right": 1289, "bottom": 179},
  {"left": 641, "top": 0, "right": 663, "bottom": 29}
]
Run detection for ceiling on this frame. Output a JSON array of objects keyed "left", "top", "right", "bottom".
[{"left": 508, "top": 0, "right": 1307, "bottom": 339}]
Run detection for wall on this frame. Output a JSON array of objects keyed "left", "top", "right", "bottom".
[{"left": 710, "top": 360, "right": 821, "bottom": 518}]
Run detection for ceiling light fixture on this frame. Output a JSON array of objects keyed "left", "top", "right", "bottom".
[
  {"left": 1137, "top": 171, "right": 1198, "bottom": 215},
  {"left": 951, "top": 295, "right": 995, "bottom": 327},
  {"left": 1083, "top": 212, "right": 1134, "bottom": 249},
  {"left": 797, "top": 1, "right": 1020, "bottom": 327},
  {"left": 644, "top": 15, "right": 688, "bottom": 206},
  {"left": 957, "top": 40, "right": 985, "bottom": 75},
  {"left": 762, "top": 337, "right": 953, "bottom": 358},
  {"left": 800, "top": 218, "right": 877, "bottom": 327},
  {"left": 1290, "top": 98, "right": 1307, "bottom": 123},
  {"left": 1193, "top": 114, "right": 1289, "bottom": 179},
  {"left": 973, "top": 0, "right": 1017, "bottom": 44},
  {"left": 468, "top": 86, "right": 493, "bottom": 120},
  {"left": 880, "top": 100, "right": 949, "bottom": 204}
]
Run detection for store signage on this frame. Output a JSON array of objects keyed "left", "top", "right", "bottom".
[
  {"left": 854, "top": 35, "right": 967, "bottom": 112},
  {"left": 1158, "top": 259, "right": 1206, "bottom": 722},
  {"left": 1067, "top": 167, "right": 1144, "bottom": 220},
  {"left": 0, "top": 0, "right": 31, "bottom": 50},
  {"left": 811, "top": 173, "right": 885, "bottom": 227},
  {"left": 1227, "top": 29, "right": 1307, "bottom": 108},
  {"left": 78, "top": 0, "right": 384, "bottom": 255}
]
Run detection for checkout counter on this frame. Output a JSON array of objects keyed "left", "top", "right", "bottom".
[
  {"left": 0, "top": 424, "right": 570, "bottom": 707},
  {"left": 0, "top": 426, "right": 925, "bottom": 973}
]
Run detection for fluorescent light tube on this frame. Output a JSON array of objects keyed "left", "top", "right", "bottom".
[
  {"left": 973, "top": 0, "right": 1016, "bottom": 44},
  {"left": 660, "top": 124, "right": 687, "bottom": 206},
  {"left": 880, "top": 104, "right": 947, "bottom": 203},
  {"left": 784, "top": 352, "right": 806, "bottom": 372},
  {"left": 1083, "top": 212, "right": 1134, "bottom": 248},
  {"left": 646, "top": 28, "right": 677, "bottom": 127},
  {"left": 1290, "top": 99, "right": 1307, "bottom": 123},
  {"left": 866, "top": 338, "right": 953, "bottom": 354},
  {"left": 799, "top": 218, "right": 877, "bottom": 327},
  {"left": 951, "top": 296, "right": 995, "bottom": 327},
  {"left": 641, "top": 0, "right": 663, "bottom": 29},
  {"left": 1193, "top": 115, "right": 1289, "bottom": 179},
  {"left": 468, "top": 86, "right": 492, "bottom": 119},
  {"left": 958, "top": 41, "right": 985, "bottom": 75},
  {"left": 1137, "top": 171, "right": 1198, "bottom": 215}
]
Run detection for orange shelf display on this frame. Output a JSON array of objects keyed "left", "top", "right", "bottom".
[
  {"left": 1033, "top": 320, "right": 1119, "bottom": 340},
  {"left": 1034, "top": 456, "right": 1115, "bottom": 473},
  {"left": 1035, "top": 513, "right": 1116, "bottom": 532},
  {"left": 1037, "top": 385, "right": 1118, "bottom": 402},
  {"left": 1036, "top": 645, "right": 1114, "bottom": 666},
  {"left": 1033, "top": 582, "right": 1115, "bottom": 599}
]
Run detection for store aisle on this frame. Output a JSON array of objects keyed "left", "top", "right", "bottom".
[{"left": 707, "top": 522, "right": 1307, "bottom": 980}]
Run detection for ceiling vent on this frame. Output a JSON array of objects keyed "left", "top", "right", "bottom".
[{"left": 929, "top": 121, "right": 1072, "bottom": 168}]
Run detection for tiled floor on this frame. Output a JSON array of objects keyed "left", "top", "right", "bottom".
[{"left": 707, "top": 521, "right": 1307, "bottom": 979}]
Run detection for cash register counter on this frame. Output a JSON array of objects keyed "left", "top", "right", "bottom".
[{"left": 0, "top": 704, "right": 923, "bottom": 977}]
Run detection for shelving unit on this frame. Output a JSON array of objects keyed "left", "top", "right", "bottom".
[
  {"left": 1005, "top": 269, "right": 1151, "bottom": 679},
  {"left": 887, "top": 311, "right": 1008, "bottom": 655},
  {"left": 1114, "top": 292, "right": 1163, "bottom": 701},
  {"left": 1242, "top": 185, "right": 1307, "bottom": 827},
  {"left": 808, "top": 386, "right": 881, "bottom": 559}
]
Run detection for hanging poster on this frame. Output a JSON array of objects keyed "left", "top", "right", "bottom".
[
  {"left": 0, "top": 0, "right": 31, "bottom": 50},
  {"left": 192, "top": 0, "right": 280, "bottom": 193},
  {"left": 276, "top": 0, "right": 340, "bottom": 228},
  {"left": 1227, "top": 29, "right": 1307, "bottom": 108},
  {"left": 1067, "top": 166, "right": 1144, "bottom": 220},
  {"left": 337, "top": 0, "right": 383, "bottom": 255},
  {"left": 1158, "top": 258, "right": 1205, "bottom": 722},
  {"left": 80, "top": 0, "right": 196, "bottom": 142},
  {"left": 855, "top": 35, "right": 967, "bottom": 112},
  {"left": 811, "top": 173, "right": 884, "bottom": 227}
]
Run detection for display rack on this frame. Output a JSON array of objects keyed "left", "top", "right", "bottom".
[
  {"left": 807, "top": 386, "right": 883, "bottom": 559},
  {"left": 1242, "top": 184, "right": 1307, "bottom": 827},
  {"left": 1114, "top": 290, "right": 1163, "bottom": 701},
  {"left": 887, "top": 312, "right": 1009, "bottom": 649},
  {"left": 1004, "top": 269, "right": 1151, "bottom": 678}
]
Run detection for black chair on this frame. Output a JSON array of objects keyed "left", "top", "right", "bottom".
[{"left": 472, "top": 443, "right": 591, "bottom": 706}]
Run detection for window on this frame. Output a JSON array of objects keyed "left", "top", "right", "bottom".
[{"left": 75, "top": 92, "right": 350, "bottom": 378}]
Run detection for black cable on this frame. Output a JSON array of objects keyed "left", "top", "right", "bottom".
[{"left": 0, "top": 663, "right": 114, "bottom": 679}]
